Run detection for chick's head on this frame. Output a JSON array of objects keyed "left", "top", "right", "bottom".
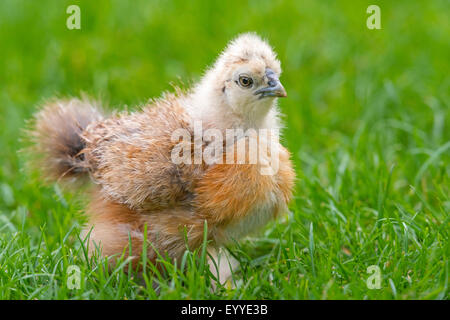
[{"left": 206, "top": 33, "right": 287, "bottom": 117}]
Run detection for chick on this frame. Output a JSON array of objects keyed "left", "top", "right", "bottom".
[{"left": 29, "top": 33, "right": 295, "bottom": 271}]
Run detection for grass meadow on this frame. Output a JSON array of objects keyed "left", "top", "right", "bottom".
[{"left": 0, "top": 0, "right": 448, "bottom": 299}]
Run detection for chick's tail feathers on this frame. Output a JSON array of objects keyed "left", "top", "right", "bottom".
[{"left": 27, "top": 98, "right": 104, "bottom": 184}]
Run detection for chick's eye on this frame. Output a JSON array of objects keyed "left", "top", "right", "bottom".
[{"left": 238, "top": 75, "right": 253, "bottom": 88}]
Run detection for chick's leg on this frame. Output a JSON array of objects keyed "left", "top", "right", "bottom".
[{"left": 208, "top": 247, "right": 240, "bottom": 289}]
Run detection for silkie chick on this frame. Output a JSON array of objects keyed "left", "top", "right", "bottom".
[{"left": 29, "top": 33, "right": 295, "bottom": 273}]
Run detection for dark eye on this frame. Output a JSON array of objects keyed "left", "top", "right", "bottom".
[{"left": 238, "top": 75, "right": 253, "bottom": 88}]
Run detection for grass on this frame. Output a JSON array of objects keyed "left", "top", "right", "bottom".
[{"left": 0, "top": 0, "right": 448, "bottom": 299}]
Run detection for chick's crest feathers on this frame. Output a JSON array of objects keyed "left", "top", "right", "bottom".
[{"left": 213, "top": 33, "right": 281, "bottom": 74}]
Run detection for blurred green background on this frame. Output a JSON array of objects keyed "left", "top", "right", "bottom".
[{"left": 0, "top": 0, "right": 448, "bottom": 299}]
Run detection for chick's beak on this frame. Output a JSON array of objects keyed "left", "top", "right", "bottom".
[{"left": 254, "top": 68, "right": 287, "bottom": 99}]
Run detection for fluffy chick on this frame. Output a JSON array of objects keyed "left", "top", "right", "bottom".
[{"left": 29, "top": 33, "right": 295, "bottom": 270}]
